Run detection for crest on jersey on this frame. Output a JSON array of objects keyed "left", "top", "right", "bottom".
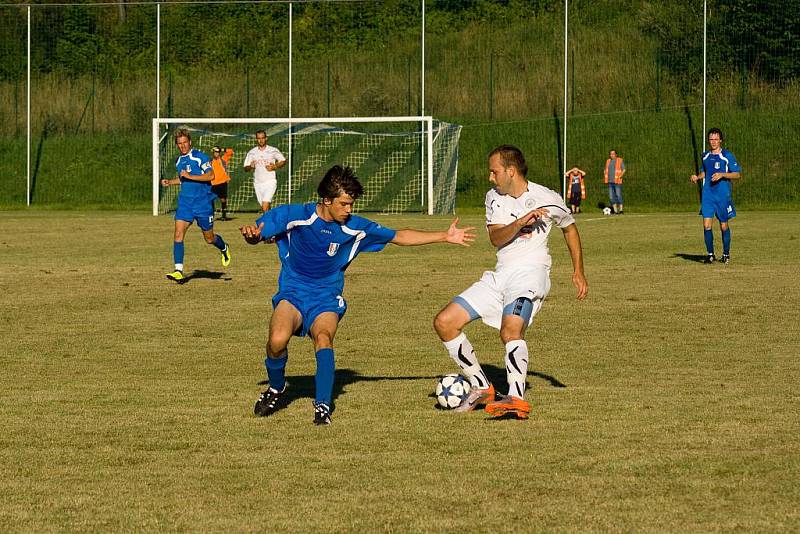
[
  {"left": 715, "top": 162, "right": 720, "bottom": 169},
  {"left": 327, "top": 242, "right": 340, "bottom": 256},
  {"left": 525, "top": 198, "right": 536, "bottom": 208}
]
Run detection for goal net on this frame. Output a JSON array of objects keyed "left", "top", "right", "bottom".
[{"left": 152, "top": 117, "right": 461, "bottom": 216}]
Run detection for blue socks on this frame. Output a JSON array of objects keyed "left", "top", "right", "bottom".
[
  {"left": 212, "top": 234, "right": 226, "bottom": 251},
  {"left": 314, "top": 348, "right": 335, "bottom": 407},
  {"left": 173, "top": 241, "right": 184, "bottom": 266},
  {"left": 721, "top": 228, "right": 731, "bottom": 255},
  {"left": 263, "top": 348, "right": 335, "bottom": 405},
  {"left": 704, "top": 229, "right": 714, "bottom": 255},
  {"left": 265, "top": 353, "right": 288, "bottom": 392}
]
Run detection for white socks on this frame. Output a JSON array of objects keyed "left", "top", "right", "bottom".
[
  {"left": 443, "top": 333, "right": 490, "bottom": 390},
  {"left": 504, "top": 340, "right": 529, "bottom": 399}
]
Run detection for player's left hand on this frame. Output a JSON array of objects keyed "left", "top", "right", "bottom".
[
  {"left": 711, "top": 172, "right": 724, "bottom": 182},
  {"left": 446, "top": 218, "right": 476, "bottom": 246},
  {"left": 240, "top": 222, "right": 265, "bottom": 245}
]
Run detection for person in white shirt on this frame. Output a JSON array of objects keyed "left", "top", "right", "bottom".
[
  {"left": 243, "top": 129, "right": 287, "bottom": 212},
  {"left": 433, "top": 144, "right": 588, "bottom": 419}
]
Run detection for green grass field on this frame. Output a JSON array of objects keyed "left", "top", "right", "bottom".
[{"left": 1, "top": 210, "right": 799, "bottom": 531}]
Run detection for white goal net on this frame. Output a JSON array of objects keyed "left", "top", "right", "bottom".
[{"left": 152, "top": 117, "right": 461, "bottom": 216}]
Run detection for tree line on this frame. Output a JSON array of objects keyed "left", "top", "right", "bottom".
[{"left": 0, "top": 0, "right": 796, "bottom": 85}]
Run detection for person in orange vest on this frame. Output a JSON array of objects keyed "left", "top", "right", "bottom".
[
  {"left": 565, "top": 166, "right": 587, "bottom": 214},
  {"left": 604, "top": 149, "right": 626, "bottom": 214},
  {"left": 211, "top": 146, "right": 234, "bottom": 221}
]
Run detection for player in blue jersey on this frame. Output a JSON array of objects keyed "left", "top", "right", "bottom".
[
  {"left": 161, "top": 128, "right": 231, "bottom": 283},
  {"left": 690, "top": 127, "right": 742, "bottom": 264},
  {"left": 239, "top": 165, "right": 476, "bottom": 425}
]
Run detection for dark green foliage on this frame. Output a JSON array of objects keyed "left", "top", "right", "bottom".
[{"left": 712, "top": 0, "right": 800, "bottom": 82}]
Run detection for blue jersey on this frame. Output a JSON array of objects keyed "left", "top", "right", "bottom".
[
  {"left": 256, "top": 203, "right": 397, "bottom": 295},
  {"left": 175, "top": 148, "right": 213, "bottom": 199},
  {"left": 701, "top": 149, "right": 740, "bottom": 200}
]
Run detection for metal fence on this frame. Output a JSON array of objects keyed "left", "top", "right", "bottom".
[{"left": 0, "top": 0, "right": 797, "bottom": 209}]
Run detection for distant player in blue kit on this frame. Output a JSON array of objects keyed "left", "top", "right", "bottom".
[
  {"left": 239, "top": 165, "right": 476, "bottom": 425},
  {"left": 161, "top": 128, "right": 231, "bottom": 283},
  {"left": 690, "top": 127, "right": 742, "bottom": 264}
]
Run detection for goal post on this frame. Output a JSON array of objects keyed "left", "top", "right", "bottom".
[{"left": 152, "top": 116, "right": 462, "bottom": 216}]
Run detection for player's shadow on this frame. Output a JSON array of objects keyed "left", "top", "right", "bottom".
[
  {"left": 672, "top": 253, "right": 709, "bottom": 263},
  {"left": 482, "top": 363, "right": 567, "bottom": 392},
  {"left": 180, "top": 270, "right": 231, "bottom": 284},
  {"left": 255, "top": 368, "right": 437, "bottom": 415}
]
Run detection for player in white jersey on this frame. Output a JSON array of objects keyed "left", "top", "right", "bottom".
[
  {"left": 434, "top": 145, "right": 588, "bottom": 419},
  {"left": 243, "top": 129, "right": 286, "bottom": 212}
]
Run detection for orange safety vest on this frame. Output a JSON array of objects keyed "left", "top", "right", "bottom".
[
  {"left": 211, "top": 148, "right": 234, "bottom": 185},
  {"left": 604, "top": 158, "right": 624, "bottom": 184},
  {"left": 568, "top": 173, "right": 586, "bottom": 200}
]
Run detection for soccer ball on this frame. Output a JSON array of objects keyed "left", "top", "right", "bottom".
[
  {"left": 602, "top": 207, "right": 612, "bottom": 215},
  {"left": 435, "top": 374, "right": 471, "bottom": 409}
]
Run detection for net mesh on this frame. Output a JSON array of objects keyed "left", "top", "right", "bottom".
[{"left": 156, "top": 120, "right": 461, "bottom": 215}]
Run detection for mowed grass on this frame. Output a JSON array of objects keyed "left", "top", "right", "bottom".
[{"left": 1, "top": 209, "right": 798, "bottom": 531}]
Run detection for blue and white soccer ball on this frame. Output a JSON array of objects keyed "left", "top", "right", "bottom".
[
  {"left": 602, "top": 207, "right": 612, "bottom": 216},
  {"left": 435, "top": 374, "right": 471, "bottom": 409}
]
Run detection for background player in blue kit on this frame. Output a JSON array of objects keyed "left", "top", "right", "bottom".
[
  {"left": 690, "top": 127, "right": 742, "bottom": 264},
  {"left": 161, "top": 128, "right": 231, "bottom": 283},
  {"left": 239, "top": 165, "right": 476, "bottom": 425}
]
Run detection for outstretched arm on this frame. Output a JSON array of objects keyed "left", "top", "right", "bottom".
[
  {"left": 391, "top": 218, "right": 475, "bottom": 247},
  {"left": 562, "top": 223, "right": 588, "bottom": 300}
]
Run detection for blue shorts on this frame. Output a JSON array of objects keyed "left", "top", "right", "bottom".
[
  {"left": 700, "top": 194, "right": 736, "bottom": 222},
  {"left": 175, "top": 195, "right": 215, "bottom": 231},
  {"left": 272, "top": 287, "right": 347, "bottom": 338}
]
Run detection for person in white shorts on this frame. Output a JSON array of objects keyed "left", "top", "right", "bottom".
[
  {"left": 433, "top": 144, "right": 588, "bottom": 419},
  {"left": 243, "top": 129, "right": 287, "bottom": 212}
]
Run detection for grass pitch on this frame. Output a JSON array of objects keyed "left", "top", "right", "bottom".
[{"left": 1, "top": 210, "right": 798, "bottom": 531}]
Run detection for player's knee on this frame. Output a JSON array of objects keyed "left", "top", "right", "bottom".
[
  {"left": 433, "top": 312, "right": 452, "bottom": 336},
  {"left": 312, "top": 331, "right": 334, "bottom": 350},
  {"left": 203, "top": 234, "right": 216, "bottom": 244},
  {"left": 267, "top": 336, "right": 289, "bottom": 356}
]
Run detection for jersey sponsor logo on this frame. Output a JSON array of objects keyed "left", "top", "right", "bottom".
[
  {"left": 327, "top": 242, "right": 340, "bottom": 256},
  {"left": 525, "top": 198, "right": 536, "bottom": 208},
  {"left": 320, "top": 229, "right": 332, "bottom": 235}
]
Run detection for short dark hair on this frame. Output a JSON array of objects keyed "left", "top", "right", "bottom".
[
  {"left": 708, "top": 127, "right": 724, "bottom": 141},
  {"left": 317, "top": 165, "right": 364, "bottom": 201},
  {"left": 255, "top": 129, "right": 267, "bottom": 137},
  {"left": 489, "top": 145, "right": 528, "bottom": 177}
]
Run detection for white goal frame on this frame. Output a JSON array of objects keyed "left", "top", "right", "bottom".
[{"left": 152, "top": 116, "right": 437, "bottom": 216}]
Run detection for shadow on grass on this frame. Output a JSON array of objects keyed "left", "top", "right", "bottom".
[
  {"left": 180, "top": 270, "right": 232, "bottom": 283},
  {"left": 672, "top": 252, "right": 709, "bottom": 263},
  {"left": 482, "top": 363, "right": 567, "bottom": 391},
  {"left": 256, "top": 368, "right": 438, "bottom": 414}
]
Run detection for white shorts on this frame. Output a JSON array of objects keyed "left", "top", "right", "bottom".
[
  {"left": 254, "top": 179, "right": 278, "bottom": 205},
  {"left": 457, "top": 265, "right": 551, "bottom": 330}
]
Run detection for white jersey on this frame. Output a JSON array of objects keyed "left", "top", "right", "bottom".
[
  {"left": 244, "top": 145, "right": 285, "bottom": 183},
  {"left": 485, "top": 181, "right": 574, "bottom": 270}
]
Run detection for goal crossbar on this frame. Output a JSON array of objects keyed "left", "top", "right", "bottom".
[{"left": 152, "top": 116, "right": 439, "bottom": 216}]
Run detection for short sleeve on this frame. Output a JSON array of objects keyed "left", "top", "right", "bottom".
[
  {"left": 351, "top": 216, "right": 396, "bottom": 253},
  {"left": 243, "top": 149, "right": 253, "bottom": 167},
  {"left": 546, "top": 192, "right": 575, "bottom": 229},
  {"left": 274, "top": 148, "right": 286, "bottom": 162},
  {"left": 725, "top": 150, "right": 741, "bottom": 173},
  {"left": 256, "top": 204, "right": 294, "bottom": 239},
  {"left": 485, "top": 190, "right": 511, "bottom": 226}
]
